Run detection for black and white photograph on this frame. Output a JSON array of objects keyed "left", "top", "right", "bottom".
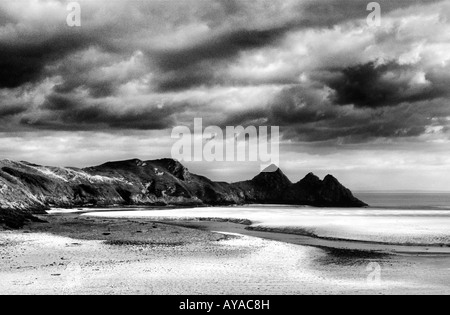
[{"left": 1, "top": 0, "right": 450, "bottom": 298}]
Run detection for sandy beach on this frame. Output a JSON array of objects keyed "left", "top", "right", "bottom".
[{"left": 1, "top": 213, "right": 450, "bottom": 295}]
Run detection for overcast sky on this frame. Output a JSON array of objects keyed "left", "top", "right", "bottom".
[{"left": 1, "top": 0, "right": 450, "bottom": 191}]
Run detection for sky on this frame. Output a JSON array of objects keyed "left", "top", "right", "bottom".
[{"left": 1, "top": 0, "right": 450, "bottom": 191}]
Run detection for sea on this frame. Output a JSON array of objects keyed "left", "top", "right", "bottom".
[{"left": 354, "top": 192, "right": 450, "bottom": 210}]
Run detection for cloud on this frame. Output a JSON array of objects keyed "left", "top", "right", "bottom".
[
  {"left": 218, "top": 81, "right": 450, "bottom": 143},
  {"left": 151, "top": 26, "right": 293, "bottom": 72},
  {"left": 0, "top": 0, "right": 449, "bottom": 149},
  {"left": 0, "top": 10, "right": 98, "bottom": 88},
  {"left": 51, "top": 49, "right": 149, "bottom": 98},
  {"left": 326, "top": 61, "right": 450, "bottom": 108},
  {"left": 147, "top": 0, "right": 445, "bottom": 92},
  {"left": 20, "top": 92, "right": 185, "bottom": 131},
  {"left": 0, "top": 103, "right": 28, "bottom": 118},
  {"left": 149, "top": 25, "right": 298, "bottom": 92}
]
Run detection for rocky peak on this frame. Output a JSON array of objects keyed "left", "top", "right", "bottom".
[
  {"left": 261, "top": 164, "right": 281, "bottom": 173},
  {"left": 252, "top": 165, "right": 292, "bottom": 188},
  {"left": 323, "top": 174, "right": 339, "bottom": 184},
  {"left": 296, "top": 172, "right": 322, "bottom": 191},
  {"left": 301, "top": 172, "right": 321, "bottom": 183},
  {"left": 320, "top": 175, "right": 368, "bottom": 207}
]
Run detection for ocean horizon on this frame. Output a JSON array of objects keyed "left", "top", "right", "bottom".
[{"left": 355, "top": 192, "right": 450, "bottom": 210}]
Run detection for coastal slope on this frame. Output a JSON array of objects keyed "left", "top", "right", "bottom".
[{"left": 0, "top": 158, "right": 367, "bottom": 227}]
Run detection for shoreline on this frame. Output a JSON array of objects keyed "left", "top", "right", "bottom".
[{"left": 155, "top": 220, "right": 450, "bottom": 256}]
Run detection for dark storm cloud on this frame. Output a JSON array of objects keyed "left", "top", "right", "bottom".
[
  {"left": 150, "top": 25, "right": 297, "bottom": 91},
  {"left": 41, "top": 94, "right": 80, "bottom": 111},
  {"left": 327, "top": 62, "right": 450, "bottom": 108},
  {"left": 219, "top": 84, "right": 450, "bottom": 143},
  {"left": 153, "top": 63, "right": 219, "bottom": 92},
  {"left": 24, "top": 93, "right": 182, "bottom": 131},
  {"left": 0, "top": 104, "right": 28, "bottom": 118},
  {"left": 326, "top": 61, "right": 450, "bottom": 108},
  {"left": 0, "top": 31, "right": 98, "bottom": 88},
  {"left": 152, "top": 26, "right": 293, "bottom": 71},
  {"left": 277, "top": 107, "right": 429, "bottom": 143}
]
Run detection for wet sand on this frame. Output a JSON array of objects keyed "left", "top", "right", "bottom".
[
  {"left": 174, "top": 221, "right": 450, "bottom": 256},
  {"left": 1, "top": 214, "right": 450, "bottom": 295}
]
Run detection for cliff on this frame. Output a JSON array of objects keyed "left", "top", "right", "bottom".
[{"left": 0, "top": 159, "right": 367, "bottom": 228}]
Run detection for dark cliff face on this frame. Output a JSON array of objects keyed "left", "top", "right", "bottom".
[
  {"left": 235, "top": 165, "right": 291, "bottom": 203},
  {"left": 0, "top": 159, "right": 367, "bottom": 227},
  {"left": 284, "top": 174, "right": 367, "bottom": 207},
  {"left": 234, "top": 166, "right": 367, "bottom": 208}
]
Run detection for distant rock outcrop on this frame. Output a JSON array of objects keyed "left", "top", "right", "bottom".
[{"left": 0, "top": 159, "right": 367, "bottom": 228}]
